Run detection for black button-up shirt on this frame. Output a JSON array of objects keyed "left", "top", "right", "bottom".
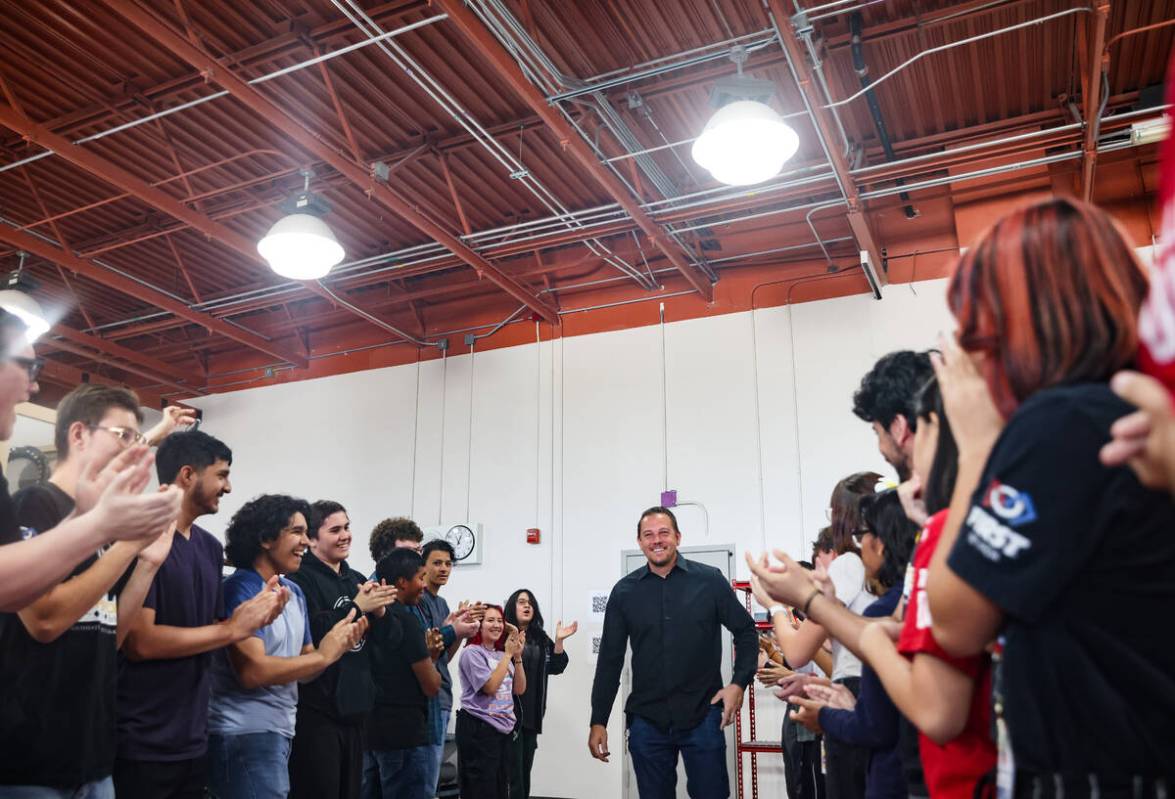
[{"left": 589, "top": 556, "right": 757, "bottom": 732}]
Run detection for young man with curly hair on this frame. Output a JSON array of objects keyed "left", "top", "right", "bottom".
[
  {"left": 115, "top": 431, "right": 282, "bottom": 799},
  {"left": 207, "top": 494, "right": 369, "bottom": 799},
  {"left": 369, "top": 516, "right": 424, "bottom": 563}
]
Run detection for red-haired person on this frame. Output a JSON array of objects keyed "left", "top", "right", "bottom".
[
  {"left": 457, "top": 605, "right": 526, "bottom": 799},
  {"left": 927, "top": 197, "right": 1175, "bottom": 795}
]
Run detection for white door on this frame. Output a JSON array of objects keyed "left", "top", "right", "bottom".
[{"left": 619, "top": 545, "right": 737, "bottom": 799}]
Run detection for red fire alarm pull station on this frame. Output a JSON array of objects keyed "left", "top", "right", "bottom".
[{"left": 526, "top": 528, "right": 541, "bottom": 544}]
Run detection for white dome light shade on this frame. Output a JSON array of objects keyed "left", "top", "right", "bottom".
[
  {"left": 0, "top": 290, "right": 49, "bottom": 342},
  {"left": 257, "top": 213, "right": 345, "bottom": 281},
  {"left": 691, "top": 100, "right": 801, "bottom": 186}
]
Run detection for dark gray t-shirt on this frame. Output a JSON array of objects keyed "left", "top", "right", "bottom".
[{"left": 417, "top": 590, "right": 453, "bottom": 710}]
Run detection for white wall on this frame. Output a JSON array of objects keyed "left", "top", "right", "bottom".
[{"left": 188, "top": 278, "right": 953, "bottom": 799}]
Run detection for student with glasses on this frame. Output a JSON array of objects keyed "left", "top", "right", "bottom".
[
  {"left": 0, "top": 310, "right": 182, "bottom": 617},
  {"left": 0, "top": 384, "right": 182, "bottom": 797}
]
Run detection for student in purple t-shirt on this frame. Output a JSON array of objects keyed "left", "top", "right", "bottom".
[
  {"left": 456, "top": 605, "right": 527, "bottom": 799},
  {"left": 116, "top": 431, "right": 287, "bottom": 799}
]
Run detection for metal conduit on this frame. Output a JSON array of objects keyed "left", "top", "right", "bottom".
[
  {"left": 821, "top": 7, "right": 1093, "bottom": 110},
  {"left": 331, "top": 0, "right": 654, "bottom": 289},
  {"left": 80, "top": 102, "right": 1163, "bottom": 338},
  {"left": 0, "top": 14, "right": 448, "bottom": 177}
]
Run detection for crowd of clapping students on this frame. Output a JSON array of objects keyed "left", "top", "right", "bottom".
[
  {"left": 0, "top": 350, "right": 574, "bottom": 799},
  {"left": 746, "top": 194, "right": 1175, "bottom": 799}
]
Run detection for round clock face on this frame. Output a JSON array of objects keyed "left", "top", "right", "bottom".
[{"left": 445, "top": 524, "right": 476, "bottom": 561}]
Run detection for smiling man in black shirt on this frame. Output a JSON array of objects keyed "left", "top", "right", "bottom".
[{"left": 588, "top": 506, "right": 756, "bottom": 798}]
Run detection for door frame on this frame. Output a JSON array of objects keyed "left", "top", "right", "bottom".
[{"left": 618, "top": 544, "right": 738, "bottom": 799}]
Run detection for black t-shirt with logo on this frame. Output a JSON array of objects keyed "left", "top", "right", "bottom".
[
  {"left": 948, "top": 383, "right": 1175, "bottom": 778},
  {"left": 367, "top": 601, "right": 427, "bottom": 751},
  {"left": 0, "top": 482, "right": 124, "bottom": 787}
]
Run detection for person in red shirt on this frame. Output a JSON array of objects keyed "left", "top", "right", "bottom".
[
  {"left": 857, "top": 377, "right": 995, "bottom": 799},
  {"left": 1101, "top": 53, "right": 1175, "bottom": 493}
]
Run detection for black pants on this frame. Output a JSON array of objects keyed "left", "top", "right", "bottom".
[
  {"left": 508, "top": 728, "right": 538, "bottom": 799},
  {"left": 824, "top": 677, "right": 868, "bottom": 799},
  {"left": 456, "top": 710, "right": 511, "bottom": 799},
  {"left": 782, "top": 714, "right": 826, "bottom": 799},
  {"left": 112, "top": 754, "right": 208, "bottom": 799},
  {"left": 289, "top": 707, "right": 364, "bottom": 799}
]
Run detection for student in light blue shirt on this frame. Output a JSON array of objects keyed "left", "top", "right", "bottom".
[{"left": 207, "top": 495, "right": 368, "bottom": 799}]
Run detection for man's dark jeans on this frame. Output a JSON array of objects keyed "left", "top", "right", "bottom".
[{"left": 627, "top": 705, "right": 728, "bottom": 798}]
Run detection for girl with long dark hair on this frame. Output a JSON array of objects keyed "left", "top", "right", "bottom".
[{"left": 502, "top": 590, "right": 576, "bottom": 799}]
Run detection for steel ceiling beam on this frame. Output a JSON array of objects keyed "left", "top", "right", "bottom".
[
  {"left": 101, "top": 0, "right": 559, "bottom": 325},
  {"left": 429, "top": 0, "right": 714, "bottom": 303},
  {"left": 0, "top": 102, "right": 401, "bottom": 338},
  {"left": 40, "top": 335, "right": 202, "bottom": 395},
  {"left": 767, "top": 0, "right": 886, "bottom": 288},
  {"left": 1080, "top": 1, "right": 1110, "bottom": 202},
  {"left": 0, "top": 223, "right": 310, "bottom": 368},
  {"left": 48, "top": 323, "right": 202, "bottom": 389},
  {"left": 38, "top": 356, "right": 168, "bottom": 409}
]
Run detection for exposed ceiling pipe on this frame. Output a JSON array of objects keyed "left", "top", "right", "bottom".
[
  {"left": 820, "top": 6, "right": 1093, "bottom": 110},
  {"left": 101, "top": 0, "right": 560, "bottom": 325},
  {"left": 431, "top": 0, "right": 715, "bottom": 301},
  {"left": 330, "top": 0, "right": 654, "bottom": 291},
  {"left": 849, "top": 12, "right": 917, "bottom": 219},
  {"left": 768, "top": 0, "right": 884, "bottom": 282},
  {"left": 68, "top": 103, "right": 1164, "bottom": 343},
  {"left": 0, "top": 14, "right": 449, "bottom": 178}
]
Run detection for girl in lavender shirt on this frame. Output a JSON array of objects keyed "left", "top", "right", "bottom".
[{"left": 456, "top": 605, "right": 528, "bottom": 799}]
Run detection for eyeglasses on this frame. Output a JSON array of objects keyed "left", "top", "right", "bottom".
[
  {"left": 89, "top": 425, "right": 147, "bottom": 447},
  {"left": 851, "top": 527, "right": 873, "bottom": 546},
  {"left": 9, "top": 355, "right": 43, "bottom": 382}
]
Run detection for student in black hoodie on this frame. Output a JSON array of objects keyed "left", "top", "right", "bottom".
[{"left": 288, "top": 500, "right": 397, "bottom": 799}]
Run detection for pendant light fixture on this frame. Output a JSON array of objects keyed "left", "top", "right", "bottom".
[
  {"left": 691, "top": 48, "right": 800, "bottom": 186},
  {"left": 257, "top": 169, "right": 345, "bottom": 281},
  {"left": 0, "top": 252, "right": 50, "bottom": 342}
]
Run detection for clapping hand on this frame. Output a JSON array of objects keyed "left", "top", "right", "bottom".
[
  {"left": 805, "top": 682, "right": 856, "bottom": 710},
  {"left": 76, "top": 445, "right": 150, "bottom": 515},
  {"left": 320, "top": 608, "right": 368, "bottom": 663},
  {"left": 145, "top": 405, "right": 198, "bottom": 446},
  {"left": 136, "top": 517, "right": 177, "bottom": 568},
  {"left": 426, "top": 627, "right": 445, "bottom": 657},
  {"left": 1101, "top": 370, "right": 1175, "bottom": 496},
  {"left": 789, "top": 697, "right": 825, "bottom": 733},
  {"left": 354, "top": 580, "right": 397, "bottom": 616},
  {"left": 931, "top": 333, "right": 1005, "bottom": 459},
  {"left": 757, "top": 662, "right": 791, "bottom": 687},
  {"left": 746, "top": 551, "right": 822, "bottom": 609},
  {"left": 774, "top": 672, "right": 830, "bottom": 702},
  {"left": 555, "top": 620, "right": 578, "bottom": 641},
  {"left": 229, "top": 575, "right": 290, "bottom": 639}
]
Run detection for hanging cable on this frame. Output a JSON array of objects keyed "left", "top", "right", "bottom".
[
  {"left": 465, "top": 340, "right": 476, "bottom": 522},
  {"left": 437, "top": 346, "right": 448, "bottom": 525}
]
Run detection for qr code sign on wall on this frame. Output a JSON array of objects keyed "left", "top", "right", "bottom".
[
  {"left": 592, "top": 595, "right": 608, "bottom": 614},
  {"left": 592, "top": 635, "right": 602, "bottom": 654}
]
